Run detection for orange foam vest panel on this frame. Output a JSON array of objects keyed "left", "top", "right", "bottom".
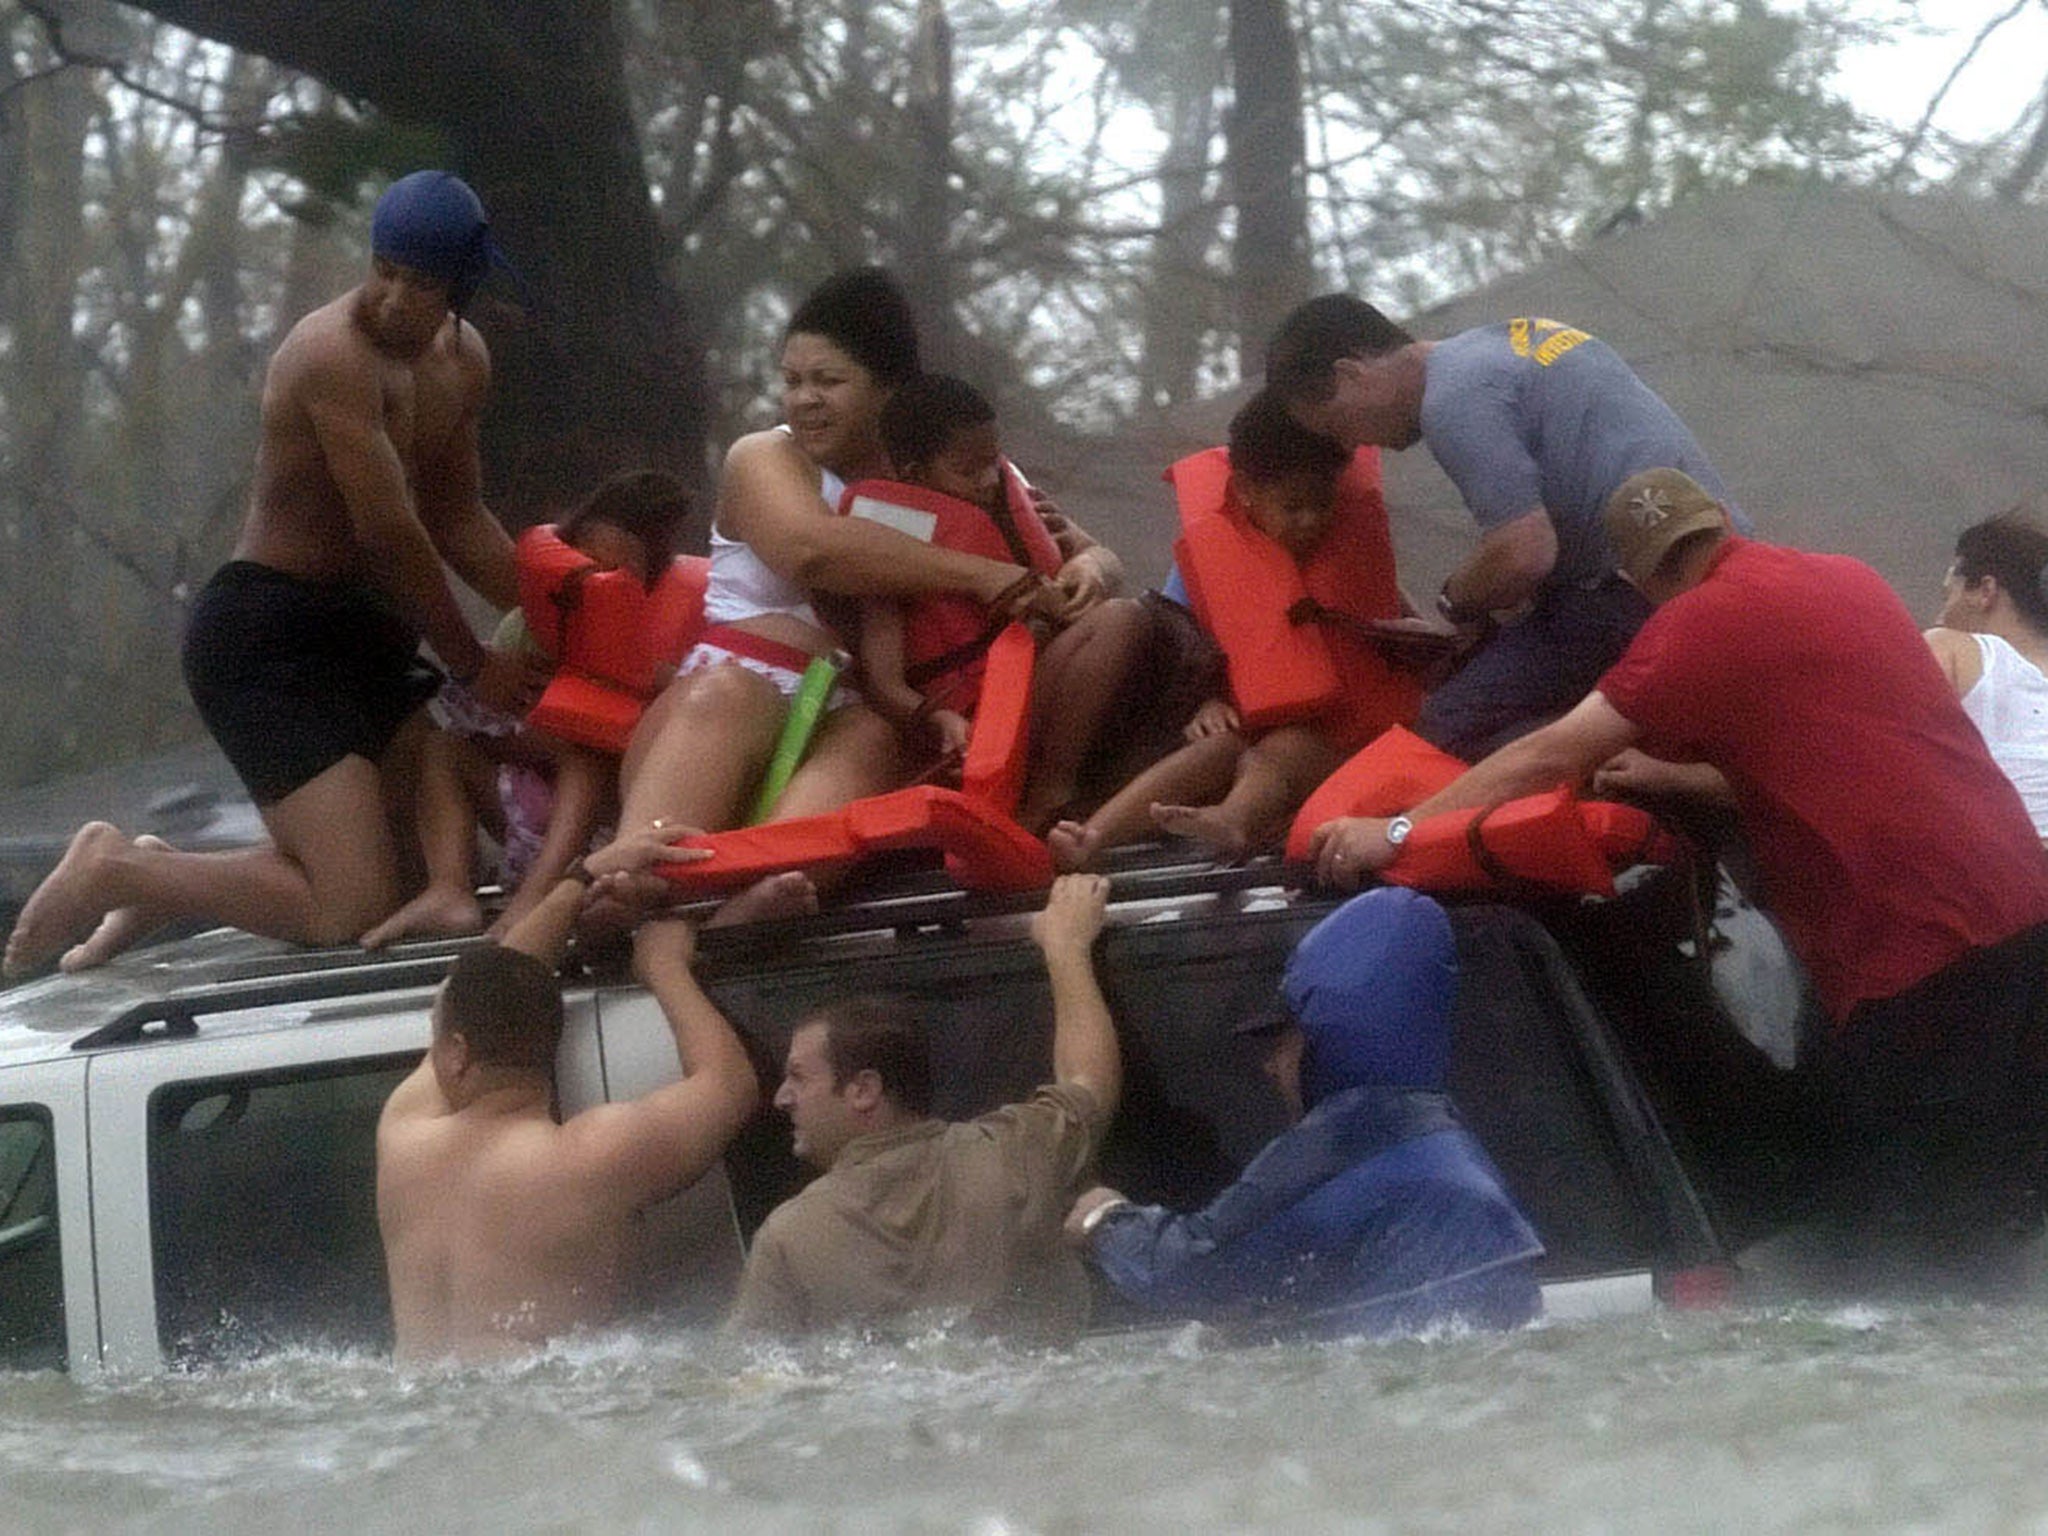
[
  {"left": 516, "top": 524, "right": 709, "bottom": 754},
  {"left": 1285, "top": 726, "right": 1466, "bottom": 861},
  {"left": 958, "top": 622, "right": 1037, "bottom": 816},
  {"left": 653, "top": 786, "right": 1053, "bottom": 895},
  {"left": 1286, "top": 725, "right": 1679, "bottom": 898}
]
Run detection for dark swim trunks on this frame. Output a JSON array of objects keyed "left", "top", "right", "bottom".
[{"left": 182, "top": 560, "right": 440, "bottom": 806}]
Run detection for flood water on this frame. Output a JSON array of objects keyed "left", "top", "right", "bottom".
[{"left": 8, "top": 1302, "right": 2048, "bottom": 1533}]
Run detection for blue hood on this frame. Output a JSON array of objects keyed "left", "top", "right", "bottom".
[{"left": 1281, "top": 887, "right": 1457, "bottom": 1103}]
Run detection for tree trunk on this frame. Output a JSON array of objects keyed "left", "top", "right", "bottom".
[
  {"left": 124, "top": 0, "right": 709, "bottom": 516},
  {"left": 904, "top": 0, "right": 959, "bottom": 371},
  {"left": 0, "top": 52, "right": 95, "bottom": 784},
  {"left": 1224, "top": 0, "right": 1311, "bottom": 371},
  {"left": 1138, "top": 10, "right": 1227, "bottom": 418}
]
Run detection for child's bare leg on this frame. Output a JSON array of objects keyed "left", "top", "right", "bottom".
[
  {"left": 1050, "top": 731, "right": 1244, "bottom": 871},
  {"left": 1018, "top": 597, "right": 1151, "bottom": 833},
  {"left": 488, "top": 742, "right": 612, "bottom": 939},
  {"left": 361, "top": 729, "right": 489, "bottom": 947},
  {"left": 1153, "top": 725, "right": 1339, "bottom": 861}
]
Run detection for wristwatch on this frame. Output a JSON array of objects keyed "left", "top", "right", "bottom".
[
  {"left": 1384, "top": 815, "right": 1414, "bottom": 847},
  {"left": 1078, "top": 1197, "right": 1131, "bottom": 1237}
]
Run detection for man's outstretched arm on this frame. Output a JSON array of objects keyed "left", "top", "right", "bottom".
[
  {"left": 561, "top": 919, "right": 760, "bottom": 1212},
  {"left": 1032, "top": 873, "right": 1120, "bottom": 1119}
]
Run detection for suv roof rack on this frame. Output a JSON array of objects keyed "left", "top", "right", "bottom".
[{"left": 71, "top": 954, "right": 456, "bottom": 1053}]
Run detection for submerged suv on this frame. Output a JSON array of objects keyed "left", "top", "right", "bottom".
[{"left": 0, "top": 852, "right": 1733, "bottom": 1375}]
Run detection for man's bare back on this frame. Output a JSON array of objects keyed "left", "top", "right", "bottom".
[{"left": 376, "top": 883, "right": 759, "bottom": 1362}]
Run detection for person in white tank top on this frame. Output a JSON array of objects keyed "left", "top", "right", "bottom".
[
  {"left": 582, "top": 269, "right": 1075, "bottom": 923},
  {"left": 1925, "top": 509, "right": 2048, "bottom": 844}
]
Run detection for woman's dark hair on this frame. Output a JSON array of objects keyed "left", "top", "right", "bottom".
[
  {"left": 560, "top": 469, "right": 694, "bottom": 588},
  {"left": 879, "top": 373, "right": 997, "bottom": 473},
  {"left": 1955, "top": 508, "right": 2048, "bottom": 634},
  {"left": 807, "top": 994, "right": 933, "bottom": 1117},
  {"left": 1265, "top": 294, "right": 1415, "bottom": 403},
  {"left": 437, "top": 946, "right": 563, "bottom": 1077},
  {"left": 786, "top": 267, "right": 921, "bottom": 386},
  {"left": 1228, "top": 387, "right": 1350, "bottom": 485}
]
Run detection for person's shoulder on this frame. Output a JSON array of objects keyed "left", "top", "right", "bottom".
[
  {"left": 269, "top": 291, "right": 382, "bottom": 399},
  {"left": 980, "top": 1081, "right": 1107, "bottom": 1138},
  {"left": 445, "top": 316, "right": 492, "bottom": 391},
  {"left": 725, "top": 426, "right": 804, "bottom": 471}
]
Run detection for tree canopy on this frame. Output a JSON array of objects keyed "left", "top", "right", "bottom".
[{"left": 0, "top": 0, "right": 2039, "bottom": 785}]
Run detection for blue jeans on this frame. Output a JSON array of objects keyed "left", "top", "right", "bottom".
[{"left": 1418, "top": 576, "right": 1650, "bottom": 761}]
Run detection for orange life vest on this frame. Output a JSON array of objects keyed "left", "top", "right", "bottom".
[
  {"left": 1167, "top": 445, "right": 1418, "bottom": 748},
  {"left": 1285, "top": 725, "right": 1684, "bottom": 898},
  {"left": 839, "top": 460, "right": 1064, "bottom": 705},
  {"left": 514, "top": 524, "right": 709, "bottom": 753}
]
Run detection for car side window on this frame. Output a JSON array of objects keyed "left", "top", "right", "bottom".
[
  {"left": 0, "top": 1107, "right": 65, "bottom": 1372},
  {"left": 148, "top": 1054, "right": 416, "bottom": 1362}
]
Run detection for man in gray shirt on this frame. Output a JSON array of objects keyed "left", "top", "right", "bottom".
[{"left": 1268, "top": 297, "right": 1746, "bottom": 760}]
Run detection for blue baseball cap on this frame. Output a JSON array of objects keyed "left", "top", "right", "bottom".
[{"left": 370, "top": 171, "right": 502, "bottom": 313}]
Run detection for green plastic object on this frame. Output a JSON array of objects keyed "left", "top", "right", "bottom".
[{"left": 747, "top": 652, "right": 844, "bottom": 824}]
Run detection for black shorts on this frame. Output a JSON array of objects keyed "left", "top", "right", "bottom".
[{"left": 182, "top": 561, "right": 440, "bottom": 806}]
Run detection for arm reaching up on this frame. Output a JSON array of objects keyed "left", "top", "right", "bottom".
[{"left": 1031, "top": 873, "right": 1120, "bottom": 1118}]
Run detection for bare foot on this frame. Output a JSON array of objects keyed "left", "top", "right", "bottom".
[
  {"left": 361, "top": 885, "right": 485, "bottom": 949},
  {"left": 1151, "top": 802, "right": 1251, "bottom": 862},
  {"left": 1015, "top": 783, "right": 1076, "bottom": 838},
  {"left": 1047, "top": 819, "right": 1104, "bottom": 873},
  {"left": 706, "top": 871, "right": 818, "bottom": 928},
  {"left": 5, "top": 821, "right": 131, "bottom": 979},
  {"left": 58, "top": 834, "right": 173, "bottom": 972},
  {"left": 576, "top": 868, "right": 687, "bottom": 939}
]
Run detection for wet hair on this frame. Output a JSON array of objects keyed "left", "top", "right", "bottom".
[
  {"left": 559, "top": 469, "right": 694, "bottom": 588},
  {"left": 785, "top": 267, "right": 921, "bottom": 386},
  {"left": 436, "top": 946, "right": 563, "bottom": 1077},
  {"left": 1265, "top": 294, "right": 1415, "bottom": 403},
  {"left": 879, "top": 373, "right": 997, "bottom": 474},
  {"left": 1955, "top": 509, "right": 2048, "bottom": 635},
  {"left": 1227, "top": 388, "right": 1350, "bottom": 485},
  {"left": 808, "top": 995, "right": 933, "bottom": 1117}
]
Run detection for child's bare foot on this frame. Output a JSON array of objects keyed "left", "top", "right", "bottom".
[
  {"left": 1151, "top": 802, "right": 1251, "bottom": 862},
  {"left": 57, "top": 834, "right": 173, "bottom": 972},
  {"left": 706, "top": 870, "right": 819, "bottom": 928},
  {"left": 5, "top": 821, "right": 131, "bottom": 978},
  {"left": 361, "top": 885, "right": 484, "bottom": 949},
  {"left": 1047, "top": 819, "right": 1104, "bottom": 873}
]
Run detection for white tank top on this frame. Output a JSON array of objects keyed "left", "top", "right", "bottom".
[
  {"left": 1962, "top": 632, "right": 2048, "bottom": 837},
  {"left": 700, "top": 428, "right": 842, "bottom": 630}
]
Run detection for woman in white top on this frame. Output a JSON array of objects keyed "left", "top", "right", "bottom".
[
  {"left": 1925, "top": 508, "right": 2048, "bottom": 845},
  {"left": 587, "top": 269, "right": 1082, "bottom": 915}
]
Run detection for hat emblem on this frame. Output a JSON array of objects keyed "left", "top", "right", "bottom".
[{"left": 1626, "top": 486, "right": 1674, "bottom": 529}]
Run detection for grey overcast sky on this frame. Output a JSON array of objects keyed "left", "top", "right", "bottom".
[{"left": 1838, "top": 1, "right": 2048, "bottom": 137}]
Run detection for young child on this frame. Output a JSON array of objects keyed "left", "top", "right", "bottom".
[
  {"left": 1049, "top": 390, "right": 1418, "bottom": 870},
  {"left": 363, "top": 470, "right": 694, "bottom": 945},
  {"left": 852, "top": 374, "right": 1066, "bottom": 775}
]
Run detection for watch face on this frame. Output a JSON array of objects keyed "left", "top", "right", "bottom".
[{"left": 1386, "top": 816, "right": 1413, "bottom": 846}]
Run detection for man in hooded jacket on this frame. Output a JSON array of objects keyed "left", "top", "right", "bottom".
[{"left": 1065, "top": 886, "right": 1542, "bottom": 1338}]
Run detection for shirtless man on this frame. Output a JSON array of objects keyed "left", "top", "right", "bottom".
[
  {"left": 377, "top": 865, "right": 758, "bottom": 1361},
  {"left": 4, "top": 171, "right": 543, "bottom": 978}
]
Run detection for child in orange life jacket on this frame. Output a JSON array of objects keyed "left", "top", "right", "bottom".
[
  {"left": 854, "top": 374, "right": 1063, "bottom": 773},
  {"left": 1049, "top": 391, "right": 1413, "bottom": 870},
  {"left": 363, "top": 471, "right": 693, "bottom": 947}
]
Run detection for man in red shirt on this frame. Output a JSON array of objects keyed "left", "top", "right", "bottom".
[{"left": 1311, "top": 468, "right": 2048, "bottom": 1273}]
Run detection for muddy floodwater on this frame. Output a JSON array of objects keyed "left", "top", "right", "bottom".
[{"left": 7, "top": 1302, "right": 2048, "bottom": 1533}]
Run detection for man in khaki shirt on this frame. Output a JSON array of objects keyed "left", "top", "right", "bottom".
[{"left": 728, "top": 874, "right": 1120, "bottom": 1336}]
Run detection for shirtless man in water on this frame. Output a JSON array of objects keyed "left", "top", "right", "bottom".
[
  {"left": 378, "top": 864, "right": 758, "bottom": 1361},
  {"left": 4, "top": 171, "right": 543, "bottom": 978}
]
